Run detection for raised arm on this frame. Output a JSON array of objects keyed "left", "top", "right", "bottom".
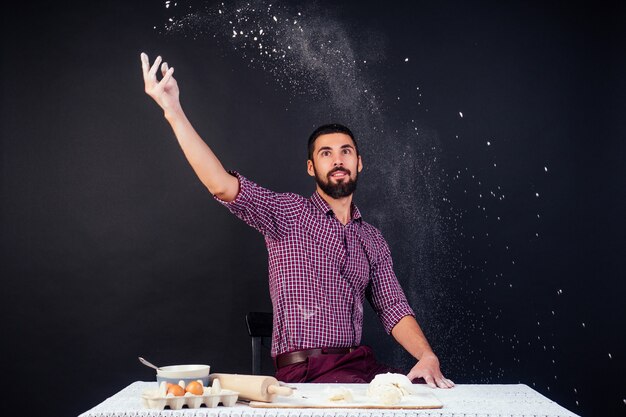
[{"left": 140, "top": 52, "right": 239, "bottom": 201}]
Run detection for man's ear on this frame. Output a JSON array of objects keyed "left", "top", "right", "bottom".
[
  {"left": 307, "top": 159, "right": 315, "bottom": 177},
  {"left": 357, "top": 155, "right": 363, "bottom": 172}
]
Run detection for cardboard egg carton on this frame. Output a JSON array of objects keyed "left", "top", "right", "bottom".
[{"left": 141, "top": 380, "right": 238, "bottom": 410}]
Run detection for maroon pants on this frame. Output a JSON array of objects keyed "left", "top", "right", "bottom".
[{"left": 275, "top": 346, "right": 408, "bottom": 383}]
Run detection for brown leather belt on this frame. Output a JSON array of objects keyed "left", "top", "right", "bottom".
[{"left": 275, "top": 347, "right": 357, "bottom": 369}]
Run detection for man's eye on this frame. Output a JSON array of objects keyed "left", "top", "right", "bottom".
[
  {"left": 343, "top": 149, "right": 351, "bottom": 154},
  {"left": 321, "top": 151, "right": 331, "bottom": 156}
]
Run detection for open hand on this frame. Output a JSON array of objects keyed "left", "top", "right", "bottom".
[
  {"left": 140, "top": 52, "right": 181, "bottom": 116},
  {"left": 407, "top": 352, "right": 455, "bottom": 389}
]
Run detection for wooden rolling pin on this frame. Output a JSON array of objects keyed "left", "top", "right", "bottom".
[{"left": 211, "top": 373, "right": 293, "bottom": 402}]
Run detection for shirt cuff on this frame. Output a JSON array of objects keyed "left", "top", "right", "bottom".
[
  {"left": 213, "top": 170, "right": 252, "bottom": 209},
  {"left": 380, "top": 302, "right": 416, "bottom": 334}
]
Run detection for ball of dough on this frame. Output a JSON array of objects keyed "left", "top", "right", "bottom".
[
  {"left": 370, "top": 385, "right": 403, "bottom": 405},
  {"left": 368, "top": 372, "right": 413, "bottom": 396},
  {"left": 367, "top": 372, "right": 414, "bottom": 405}
]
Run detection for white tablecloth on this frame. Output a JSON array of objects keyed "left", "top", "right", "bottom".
[{"left": 78, "top": 381, "right": 579, "bottom": 417}]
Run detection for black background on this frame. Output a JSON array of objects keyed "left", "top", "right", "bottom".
[{"left": 1, "top": 1, "right": 624, "bottom": 417}]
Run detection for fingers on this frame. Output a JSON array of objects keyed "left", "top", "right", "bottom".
[
  {"left": 409, "top": 366, "right": 455, "bottom": 389},
  {"left": 140, "top": 52, "right": 173, "bottom": 81},
  {"left": 160, "top": 66, "right": 175, "bottom": 87},
  {"left": 435, "top": 377, "right": 455, "bottom": 389},
  {"left": 140, "top": 52, "right": 149, "bottom": 78},
  {"left": 423, "top": 375, "right": 437, "bottom": 388},
  {"left": 148, "top": 55, "right": 162, "bottom": 79},
  {"left": 141, "top": 53, "right": 176, "bottom": 98},
  {"left": 406, "top": 370, "right": 417, "bottom": 381}
]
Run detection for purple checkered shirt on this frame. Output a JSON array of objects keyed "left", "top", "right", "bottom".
[{"left": 216, "top": 172, "right": 415, "bottom": 357}]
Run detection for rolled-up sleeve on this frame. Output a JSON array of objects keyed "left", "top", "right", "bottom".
[
  {"left": 366, "top": 231, "right": 415, "bottom": 334},
  {"left": 213, "top": 171, "right": 300, "bottom": 241}
]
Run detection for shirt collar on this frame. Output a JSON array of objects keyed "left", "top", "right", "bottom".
[{"left": 310, "top": 191, "right": 362, "bottom": 221}]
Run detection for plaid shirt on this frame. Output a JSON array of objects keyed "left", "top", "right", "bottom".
[{"left": 216, "top": 172, "right": 415, "bottom": 357}]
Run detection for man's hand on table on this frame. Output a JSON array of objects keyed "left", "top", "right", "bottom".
[{"left": 407, "top": 352, "right": 455, "bottom": 389}]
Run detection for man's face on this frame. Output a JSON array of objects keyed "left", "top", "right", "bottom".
[{"left": 307, "top": 133, "right": 363, "bottom": 199}]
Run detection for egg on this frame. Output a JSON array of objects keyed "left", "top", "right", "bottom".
[
  {"left": 167, "top": 384, "right": 185, "bottom": 397},
  {"left": 185, "top": 380, "right": 204, "bottom": 395}
]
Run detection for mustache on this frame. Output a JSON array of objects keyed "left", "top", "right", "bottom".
[{"left": 328, "top": 167, "right": 351, "bottom": 176}]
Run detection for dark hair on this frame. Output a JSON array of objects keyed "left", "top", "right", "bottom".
[{"left": 307, "top": 123, "right": 358, "bottom": 160}]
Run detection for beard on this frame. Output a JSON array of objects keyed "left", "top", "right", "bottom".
[{"left": 314, "top": 166, "right": 358, "bottom": 199}]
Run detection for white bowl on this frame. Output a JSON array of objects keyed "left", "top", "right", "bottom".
[
  {"left": 155, "top": 364, "right": 211, "bottom": 385},
  {"left": 156, "top": 364, "right": 210, "bottom": 378}
]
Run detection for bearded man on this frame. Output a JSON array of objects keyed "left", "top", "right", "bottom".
[{"left": 140, "top": 52, "right": 453, "bottom": 388}]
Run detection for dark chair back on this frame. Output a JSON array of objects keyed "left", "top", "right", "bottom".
[{"left": 245, "top": 312, "right": 273, "bottom": 375}]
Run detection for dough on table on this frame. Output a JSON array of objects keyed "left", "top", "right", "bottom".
[
  {"left": 324, "top": 386, "right": 354, "bottom": 402},
  {"left": 367, "top": 373, "right": 414, "bottom": 405},
  {"left": 369, "top": 385, "right": 403, "bottom": 405}
]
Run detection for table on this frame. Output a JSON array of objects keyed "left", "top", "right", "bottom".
[{"left": 79, "top": 382, "right": 579, "bottom": 417}]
